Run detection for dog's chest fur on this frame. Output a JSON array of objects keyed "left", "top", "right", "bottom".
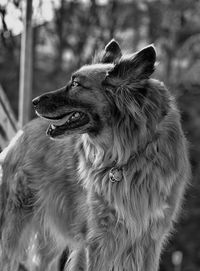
[{"left": 76, "top": 134, "right": 173, "bottom": 270}]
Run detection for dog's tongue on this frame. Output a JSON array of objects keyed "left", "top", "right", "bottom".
[{"left": 49, "top": 112, "right": 75, "bottom": 126}]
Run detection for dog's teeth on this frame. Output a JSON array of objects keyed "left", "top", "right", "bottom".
[
  {"left": 71, "top": 112, "right": 80, "bottom": 120},
  {"left": 74, "top": 112, "right": 80, "bottom": 118}
]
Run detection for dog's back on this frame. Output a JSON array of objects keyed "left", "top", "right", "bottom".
[{"left": 0, "top": 119, "right": 87, "bottom": 270}]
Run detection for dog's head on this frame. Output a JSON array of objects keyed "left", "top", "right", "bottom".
[
  {"left": 32, "top": 40, "right": 122, "bottom": 139},
  {"left": 33, "top": 40, "right": 170, "bottom": 150}
]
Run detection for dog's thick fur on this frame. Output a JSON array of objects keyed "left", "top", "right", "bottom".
[{"left": 0, "top": 40, "right": 190, "bottom": 271}]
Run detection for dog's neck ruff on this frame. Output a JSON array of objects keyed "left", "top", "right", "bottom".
[{"left": 78, "top": 133, "right": 155, "bottom": 186}]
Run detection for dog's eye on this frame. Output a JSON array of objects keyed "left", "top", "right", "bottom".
[{"left": 71, "top": 81, "right": 80, "bottom": 88}]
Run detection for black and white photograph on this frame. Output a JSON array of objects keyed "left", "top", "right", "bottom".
[{"left": 0, "top": 0, "right": 199, "bottom": 270}]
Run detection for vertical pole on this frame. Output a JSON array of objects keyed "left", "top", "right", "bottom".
[{"left": 19, "top": 0, "right": 33, "bottom": 128}]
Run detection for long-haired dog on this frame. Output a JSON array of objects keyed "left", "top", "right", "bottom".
[{"left": 0, "top": 40, "right": 190, "bottom": 271}]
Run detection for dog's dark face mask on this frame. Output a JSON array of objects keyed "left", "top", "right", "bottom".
[
  {"left": 32, "top": 63, "right": 113, "bottom": 139},
  {"left": 32, "top": 40, "right": 121, "bottom": 139}
]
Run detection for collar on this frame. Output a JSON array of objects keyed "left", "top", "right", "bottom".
[{"left": 109, "top": 136, "right": 157, "bottom": 183}]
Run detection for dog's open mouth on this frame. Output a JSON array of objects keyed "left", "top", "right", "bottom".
[{"left": 44, "top": 111, "right": 90, "bottom": 137}]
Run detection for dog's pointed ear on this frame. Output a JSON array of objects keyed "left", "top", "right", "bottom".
[
  {"left": 101, "top": 39, "right": 122, "bottom": 63},
  {"left": 108, "top": 45, "right": 156, "bottom": 80}
]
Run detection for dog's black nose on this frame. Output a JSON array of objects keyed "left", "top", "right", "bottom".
[{"left": 32, "top": 96, "right": 40, "bottom": 106}]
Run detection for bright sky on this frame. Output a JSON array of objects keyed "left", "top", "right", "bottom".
[
  {"left": 0, "top": 0, "right": 59, "bottom": 35},
  {"left": 0, "top": 0, "right": 109, "bottom": 35}
]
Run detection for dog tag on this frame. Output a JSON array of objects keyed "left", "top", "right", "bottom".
[{"left": 109, "top": 167, "right": 123, "bottom": 183}]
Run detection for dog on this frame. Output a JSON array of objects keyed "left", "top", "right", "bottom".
[{"left": 0, "top": 39, "right": 190, "bottom": 271}]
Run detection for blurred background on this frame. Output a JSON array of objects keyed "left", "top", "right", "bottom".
[{"left": 0, "top": 0, "right": 200, "bottom": 270}]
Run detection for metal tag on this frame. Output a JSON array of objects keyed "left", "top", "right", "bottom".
[{"left": 109, "top": 167, "right": 123, "bottom": 183}]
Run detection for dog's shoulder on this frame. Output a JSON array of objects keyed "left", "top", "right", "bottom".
[{"left": 2, "top": 118, "right": 79, "bottom": 184}]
